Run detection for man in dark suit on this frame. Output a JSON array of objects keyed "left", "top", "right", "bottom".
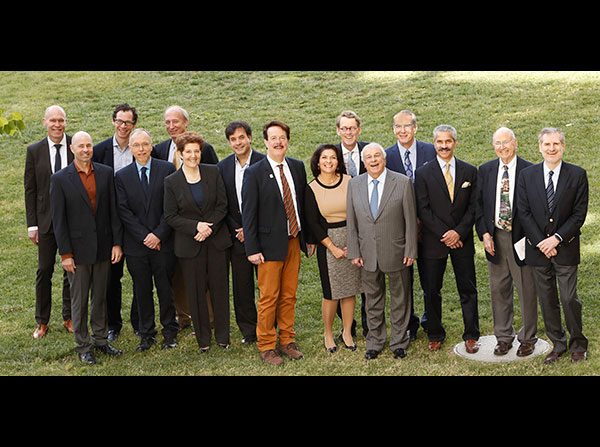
[
  {"left": 242, "top": 120, "right": 314, "bottom": 365},
  {"left": 150, "top": 105, "right": 218, "bottom": 331},
  {"left": 476, "top": 127, "right": 538, "bottom": 357},
  {"left": 217, "top": 121, "right": 265, "bottom": 345},
  {"left": 24, "top": 105, "right": 73, "bottom": 339},
  {"left": 92, "top": 103, "right": 138, "bottom": 341},
  {"left": 115, "top": 128, "right": 179, "bottom": 352},
  {"left": 517, "top": 127, "right": 589, "bottom": 364},
  {"left": 385, "top": 110, "right": 436, "bottom": 341},
  {"left": 334, "top": 110, "right": 368, "bottom": 336},
  {"left": 50, "top": 131, "right": 123, "bottom": 365},
  {"left": 415, "top": 125, "right": 480, "bottom": 354}
]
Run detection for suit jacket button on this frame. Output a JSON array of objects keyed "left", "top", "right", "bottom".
[{"left": 549, "top": 218, "right": 554, "bottom": 222}]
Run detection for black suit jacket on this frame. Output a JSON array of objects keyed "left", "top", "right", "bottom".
[
  {"left": 415, "top": 157, "right": 478, "bottom": 259},
  {"left": 115, "top": 158, "right": 176, "bottom": 257},
  {"left": 476, "top": 156, "right": 533, "bottom": 266},
  {"left": 92, "top": 137, "right": 119, "bottom": 168},
  {"left": 163, "top": 165, "right": 231, "bottom": 258},
  {"left": 241, "top": 156, "right": 309, "bottom": 261},
  {"left": 335, "top": 141, "right": 369, "bottom": 175},
  {"left": 24, "top": 135, "right": 73, "bottom": 234},
  {"left": 385, "top": 140, "right": 436, "bottom": 177},
  {"left": 152, "top": 138, "right": 219, "bottom": 165},
  {"left": 217, "top": 149, "right": 266, "bottom": 238},
  {"left": 50, "top": 162, "right": 123, "bottom": 265},
  {"left": 517, "top": 161, "right": 588, "bottom": 266}
]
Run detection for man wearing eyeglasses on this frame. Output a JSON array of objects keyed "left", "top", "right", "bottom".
[
  {"left": 385, "top": 110, "right": 436, "bottom": 342},
  {"left": 92, "top": 103, "right": 138, "bottom": 342}
]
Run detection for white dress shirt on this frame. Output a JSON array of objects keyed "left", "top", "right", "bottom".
[
  {"left": 47, "top": 135, "right": 67, "bottom": 174},
  {"left": 367, "top": 168, "right": 387, "bottom": 209},
  {"left": 112, "top": 136, "right": 133, "bottom": 174},
  {"left": 341, "top": 143, "right": 360, "bottom": 176},
  {"left": 234, "top": 151, "right": 252, "bottom": 213},
  {"left": 436, "top": 155, "right": 456, "bottom": 180},
  {"left": 543, "top": 160, "right": 562, "bottom": 192}
]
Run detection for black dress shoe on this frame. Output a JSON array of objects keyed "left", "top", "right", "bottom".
[
  {"left": 95, "top": 343, "right": 123, "bottom": 356},
  {"left": 408, "top": 330, "right": 417, "bottom": 342},
  {"left": 393, "top": 348, "right": 407, "bottom": 359},
  {"left": 136, "top": 336, "right": 156, "bottom": 352},
  {"left": 80, "top": 351, "right": 97, "bottom": 365},
  {"left": 107, "top": 330, "right": 119, "bottom": 342},
  {"left": 365, "top": 350, "right": 379, "bottom": 360},
  {"left": 162, "top": 337, "right": 178, "bottom": 349}
]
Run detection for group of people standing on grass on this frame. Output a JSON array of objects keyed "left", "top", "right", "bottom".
[{"left": 24, "top": 104, "right": 588, "bottom": 366}]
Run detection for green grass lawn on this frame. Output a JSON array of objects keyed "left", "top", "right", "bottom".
[{"left": 1, "top": 70, "right": 599, "bottom": 375}]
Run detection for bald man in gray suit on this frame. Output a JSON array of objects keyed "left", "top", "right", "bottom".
[{"left": 347, "top": 143, "right": 418, "bottom": 360}]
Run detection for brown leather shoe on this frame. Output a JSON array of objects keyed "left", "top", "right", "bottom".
[
  {"left": 427, "top": 341, "right": 442, "bottom": 351},
  {"left": 63, "top": 319, "right": 74, "bottom": 333},
  {"left": 571, "top": 351, "right": 587, "bottom": 362},
  {"left": 543, "top": 351, "right": 564, "bottom": 364},
  {"left": 260, "top": 349, "right": 284, "bottom": 366},
  {"left": 277, "top": 342, "right": 304, "bottom": 360},
  {"left": 33, "top": 324, "right": 48, "bottom": 339},
  {"left": 494, "top": 341, "right": 512, "bottom": 356},
  {"left": 516, "top": 342, "right": 535, "bottom": 357},
  {"left": 465, "top": 339, "right": 480, "bottom": 354}
]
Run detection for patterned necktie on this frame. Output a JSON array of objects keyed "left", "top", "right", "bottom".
[
  {"left": 444, "top": 163, "right": 454, "bottom": 202},
  {"left": 278, "top": 164, "right": 299, "bottom": 238},
  {"left": 171, "top": 148, "right": 180, "bottom": 170},
  {"left": 404, "top": 149, "right": 413, "bottom": 182},
  {"left": 370, "top": 179, "right": 379, "bottom": 219},
  {"left": 54, "top": 143, "right": 62, "bottom": 173},
  {"left": 546, "top": 170, "right": 555, "bottom": 214},
  {"left": 347, "top": 151, "right": 357, "bottom": 177},
  {"left": 141, "top": 166, "right": 149, "bottom": 195},
  {"left": 498, "top": 165, "right": 512, "bottom": 231}
]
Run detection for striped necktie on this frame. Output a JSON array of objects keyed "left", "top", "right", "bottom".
[
  {"left": 444, "top": 163, "right": 454, "bottom": 202},
  {"left": 404, "top": 149, "right": 413, "bottom": 182},
  {"left": 278, "top": 164, "right": 299, "bottom": 238},
  {"left": 546, "top": 170, "right": 555, "bottom": 214}
]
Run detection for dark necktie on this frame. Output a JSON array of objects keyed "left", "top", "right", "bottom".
[
  {"left": 54, "top": 143, "right": 62, "bottom": 173},
  {"left": 141, "top": 166, "right": 149, "bottom": 195},
  {"left": 546, "top": 170, "right": 555, "bottom": 213},
  {"left": 404, "top": 149, "right": 413, "bottom": 182},
  {"left": 498, "top": 165, "right": 512, "bottom": 231},
  {"left": 278, "top": 164, "right": 299, "bottom": 238}
]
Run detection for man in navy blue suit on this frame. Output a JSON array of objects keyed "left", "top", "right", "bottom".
[
  {"left": 114, "top": 128, "right": 179, "bottom": 352},
  {"left": 385, "top": 110, "right": 436, "bottom": 341},
  {"left": 217, "top": 121, "right": 265, "bottom": 344}
]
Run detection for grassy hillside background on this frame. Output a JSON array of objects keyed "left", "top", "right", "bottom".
[{"left": 1, "top": 71, "right": 599, "bottom": 375}]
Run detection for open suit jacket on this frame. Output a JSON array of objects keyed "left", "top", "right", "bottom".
[
  {"left": 415, "top": 157, "right": 478, "bottom": 259},
  {"left": 335, "top": 141, "right": 369, "bottom": 175},
  {"left": 217, "top": 150, "right": 266, "bottom": 239},
  {"left": 114, "top": 158, "right": 176, "bottom": 257},
  {"left": 346, "top": 168, "right": 418, "bottom": 273},
  {"left": 516, "top": 161, "right": 588, "bottom": 267},
  {"left": 476, "top": 156, "right": 533, "bottom": 266},
  {"left": 163, "top": 165, "right": 231, "bottom": 259},
  {"left": 384, "top": 140, "right": 436, "bottom": 176},
  {"left": 92, "top": 137, "right": 120, "bottom": 169},
  {"left": 152, "top": 138, "right": 219, "bottom": 165},
  {"left": 241, "top": 156, "right": 309, "bottom": 261},
  {"left": 50, "top": 162, "right": 123, "bottom": 265},
  {"left": 24, "top": 135, "right": 73, "bottom": 234}
]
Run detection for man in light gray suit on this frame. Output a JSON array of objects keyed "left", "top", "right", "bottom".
[{"left": 347, "top": 143, "right": 419, "bottom": 360}]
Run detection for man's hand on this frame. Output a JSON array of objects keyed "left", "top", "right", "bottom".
[
  {"left": 537, "top": 236, "right": 559, "bottom": 259},
  {"left": 482, "top": 232, "right": 495, "bottom": 256},
  {"left": 111, "top": 245, "right": 123, "bottom": 264},
  {"left": 404, "top": 257, "right": 415, "bottom": 267},
  {"left": 62, "top": 257, "right": 76, "bottom": 274},
  {"left": 143, "top": 233, "right": 161, "bottom": 250},
  {"left": 248, "top": 253, "right": 265, "bottom": 265},
  {"left": 235, "top": 227, "right": 244, "bottom": 243},
  {"left": 351, "top": 257, "right": 364, "bottom": 268},
  {"left": 28, "top": 229, "right": 39, "bottom": 245}
]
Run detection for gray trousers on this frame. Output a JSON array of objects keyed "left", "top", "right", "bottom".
[
  {"left": 532, "top": 260, "right": 587, "bottom": 353},
  {"left": 362, "top": 267, "right": 410, "bottom": 352},
  {"left": 67, "top": 260, "right": 110, "bottom": 354},
  {"left": 488, "top": 229, "right": 538, "bottom": 345}
]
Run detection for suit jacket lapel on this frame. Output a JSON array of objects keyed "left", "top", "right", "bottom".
[
  {"left": 358, "top": 174, "right": 374, "bottom": 222},
  {"left": 552, "top": 162, "right": 570, "bottom": 213},
  {"left": 376, "top": 170, "right": 396, "bottom": 219},
  {"left": 453, "top": 159, "right": 465, "bottom": 202},
  {"left": 68, "top": 163, "right": 94, "bottom": 212}
]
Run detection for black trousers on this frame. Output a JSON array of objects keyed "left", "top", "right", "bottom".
[
  {"left": 179, "top": 245, "right": 230, "bottom": 348},
  {"left": 126, "top": 250, "right": 178, "bottom": 340},
  {"left": 228, "top": 238, "right": 257, "bottom": 341},
  {"left": 36, "top": 230, "right": 71, "bottom": 325},
  {"left": 421, "top": 253, "right": 480, "bottom": 342}
]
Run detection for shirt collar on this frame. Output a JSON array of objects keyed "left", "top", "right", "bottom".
[
  {"left": 368, "top": 168, "right": 387, "bottom": 185},
  {"left": 47, "top": 134, "right": 67, "bottom": 148},
  {"left": 136, "top": 157, "right": 152, "bottom": 173}
]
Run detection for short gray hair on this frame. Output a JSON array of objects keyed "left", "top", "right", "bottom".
[
  {"left": 538, "top": 127, "right": 565, "bottom": 145},
  {"left": 360, "top": 142, "right": 387, "bottom": 163},
  {"left": 393, "top": 110, "right": 417, "bottom": 126},
  {"left": 164, "top": 105, "right": 190, "bottom": 122},
  {"left": 433, "top": 124, "right": 457, "bottom": 141},
  {"left": 129, "top": 128, "right": 153, "bottom": 144}
]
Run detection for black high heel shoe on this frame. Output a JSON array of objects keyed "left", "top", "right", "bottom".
[{"left": 338, "top": 334, "right": 357, "bottom": 351}]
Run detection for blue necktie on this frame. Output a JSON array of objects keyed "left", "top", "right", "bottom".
[
  {"left": 404, "top": 149, "right": 413, "bottom": 182},
  {"left": 370, "top": 179, "right": 379, "bottom": 219},
  {"left": 546, "top": 170, "right": 555, "bottom": 213},
  {"left": 347, "top": 152, "right": 357, "bottom": 177}
]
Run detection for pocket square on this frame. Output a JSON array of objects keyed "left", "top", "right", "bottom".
[{"left": 461, "top": 181, "right": 471, "bottom": 189}]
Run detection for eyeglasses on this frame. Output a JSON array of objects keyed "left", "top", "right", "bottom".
[
  {"left": 130, "top": 142, "right": 152, "bottom": 149},
  {"left": 114, "top": 119, "right": 136, "bottom": 127},
  {"left": 339, "top": 126, "right": 358, "bottom": 132},
  {"left": 393, "top": 124, "right": 414, "bottom": 131}
]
